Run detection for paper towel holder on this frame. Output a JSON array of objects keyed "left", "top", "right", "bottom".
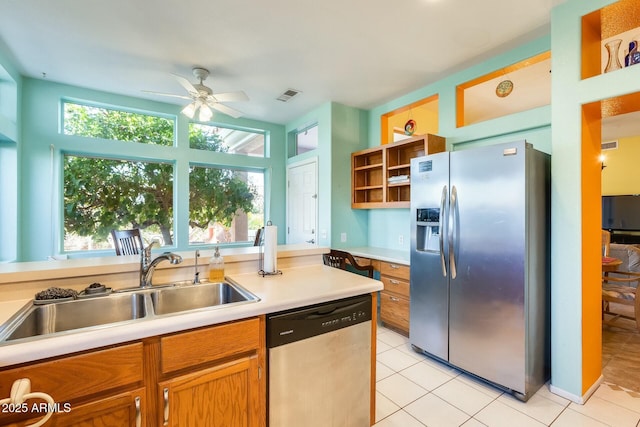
[{"left": 258, "top": 221, "right": 282, "bottom": 277}]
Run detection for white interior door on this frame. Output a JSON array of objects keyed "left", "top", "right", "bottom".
[{"left": 287, "top": 158, "right": 318, "bottom": 244}]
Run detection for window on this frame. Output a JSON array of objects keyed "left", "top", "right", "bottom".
[
  {"left": 188, "top": 166, "right": 264, "bottom": 244},
  {"left": 63, "top": 102, "right": 174, "bottom": 145},
  {"left": 295, "top": 124, "right": 318, "bottom": 154},
  {"left": 456, "top": 52, "right": 551, "bottom": 127},
  {"left": 59, "top": 100, "right": 268, "bottom": 255},
  {"left": 63, "top": 155, "right": 174, "bottom": 251},
  {"left": 190, "top": 123, "right": 265, "bottom": 157}
]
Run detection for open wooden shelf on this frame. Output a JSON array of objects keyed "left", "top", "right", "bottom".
[
  {"left": 582, "top": 0, "right": 640, "bottom": 80},
  {"left": 351, "top": 134, "right": 445, "bottom": 209}
]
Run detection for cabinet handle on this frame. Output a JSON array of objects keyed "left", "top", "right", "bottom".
[
  {"left": 389, "top": 264, "right": 400, "bottom": 269},
  {"left": 163, "top": 387, "right": 169, "bottom": 426},
  {"left": 389, "top": 279, "right": 400, "bottom": 285},
  {"left": 389, "top": 296, "right": 400, "bottom": 302},
  {"left": 135, "top": 396, "right": 141, "bottom": 427},
  {"left": 0, "top": 378, "right": 54, "bottom": 427}
]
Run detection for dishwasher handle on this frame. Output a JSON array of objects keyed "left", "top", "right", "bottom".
[
  {"left": 304, "top": 301, "right": 366, "bottom": 319},
  {"left": 267, "top": 294, "right": 372, "bottom": 348}
]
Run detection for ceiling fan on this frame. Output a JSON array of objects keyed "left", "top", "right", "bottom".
[{"left": 144, "top": 67, "right": 249, "bottom": 121}]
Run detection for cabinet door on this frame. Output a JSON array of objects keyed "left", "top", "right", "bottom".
[
  {"left": 380, "top": 290, "right": 410, "bottom": 332},
  {"left": 380, "top": 275, "right": 410, "bottom": 298},
  {"left": 40, "top": 389, "right": 143, "bottom": 427},
  {"left": 159, "top": 355, "right": 260, "bottom": 427}
]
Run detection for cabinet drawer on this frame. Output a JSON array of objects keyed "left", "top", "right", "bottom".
[
  {"left": 380, "top": 262, "right": 410, "bottom": 281},
  {"left": 379, "top": 291, "right": 409, "bottom": 332},
  {"left": 161, "top": 317, "right": 261, "bottom": 374},
  {"left": 0, "top": 343, "right": 143, "bottom": 405},
  {"left": 381, "top": 276, "right": 410, "bottom": 297}
]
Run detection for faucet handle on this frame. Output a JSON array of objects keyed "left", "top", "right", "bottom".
[{"left": 141, "top": 240, "right": 160, "bottom": 264}]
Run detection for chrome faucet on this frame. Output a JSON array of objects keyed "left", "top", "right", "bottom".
[{"left": 140, "top": 241, "right": 183, "bottom": 288}]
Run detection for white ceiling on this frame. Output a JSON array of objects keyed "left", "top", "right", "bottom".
[{"left": 0, "top": 0, "right": 568, "bottom": 125}]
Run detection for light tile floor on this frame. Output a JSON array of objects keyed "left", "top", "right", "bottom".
[{"left": 373, "top": 325, "right": 640, "bottom": 427}]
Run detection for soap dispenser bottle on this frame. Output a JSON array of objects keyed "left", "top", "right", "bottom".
[{"left": 209, "top": 247, "right": 225, "bottom": 282}]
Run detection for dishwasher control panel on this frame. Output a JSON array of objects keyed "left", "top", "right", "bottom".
[
  {"left": 267, "top": 294, "right": 372, "bottom": 348},
  {"left": 321, "top": 310, "right": 369, "bottom": 328}
]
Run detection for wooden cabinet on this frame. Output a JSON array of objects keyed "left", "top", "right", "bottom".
[
  {"left": 45, "top": 389, "right": 145, "bottom": 427},
  {"left": 159, "top": 356, "right": 259, "bottom": 427},
  {"left": 352, "top": 134, "right": 445, "bottom": 209},
  {"left": 155, "top": 317, "right": 265, "bottom": 427},
  {"left": 379, "top": 261, "right": 410, "bottom": 335},
  {"left": 0, "top": 343, "right": 145, "bottom": 427},
  {"left": 0, "top": 317, "right": 266, "bottom": 427}
]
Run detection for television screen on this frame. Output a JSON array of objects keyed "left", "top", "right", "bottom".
[{"left": 602, "top": 195, "right": 640, "bottom": 231}]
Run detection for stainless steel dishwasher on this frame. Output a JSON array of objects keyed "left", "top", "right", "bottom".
[{"left": 267, "top": 294, "right": 372, "bottom": 427}]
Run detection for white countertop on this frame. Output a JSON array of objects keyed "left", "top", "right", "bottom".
[
  {"left": 345, "top": 246, "right": 410, "bottom": 265},
  {"left": 0, "top": 264, "right": 382, "bottom": 367}
]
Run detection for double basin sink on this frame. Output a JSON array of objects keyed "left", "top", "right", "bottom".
[{"left": 0, "top": 280, "right": 260, "bottom": 344}]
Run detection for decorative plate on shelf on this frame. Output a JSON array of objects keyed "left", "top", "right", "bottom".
[
  {"left": 404, "top": 119, "right": 416, "bottom": 135},
  {"left": 495, "top": 79, "right": 513, "bottom": 97}
]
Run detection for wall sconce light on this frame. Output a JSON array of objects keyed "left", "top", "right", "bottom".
[{"left": 600, "top": 154, "right": 607, "bottom": 170}]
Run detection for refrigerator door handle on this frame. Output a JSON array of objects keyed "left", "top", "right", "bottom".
[
  {"left": 449, "top": 185, "right": 458, "bottom": 279},
  {"left": 440, "top": 185, "right": 447, "bottom": 277}
]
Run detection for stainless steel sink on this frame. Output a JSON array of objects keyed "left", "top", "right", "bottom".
[
  {"left": 1, "top": 293, "right": 147, "bottom": 342},
  {"left": 150, "top": 281, "right": 259, "bottom": 315},
  {"left": 0, "top": 279, "right": 259, "bottom": 344}
]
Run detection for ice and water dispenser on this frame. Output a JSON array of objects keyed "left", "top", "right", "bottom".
[{"left": 415, "top": 208, "right": 441, "bottom": 252}]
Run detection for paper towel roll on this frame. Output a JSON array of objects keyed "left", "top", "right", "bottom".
[{"left": 263, "top": 224, "right": 278, "bottom": 273}]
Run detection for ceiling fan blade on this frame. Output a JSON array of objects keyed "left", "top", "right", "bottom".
[
  {"left": 211, "top": 91, "right": 249, "bottom": 103},
  {"left": 210, "top": 102, "right": 244, "bottom": 119},
  {"left": 171, "top": 73, "right": 198, "bottom": 96},
  {"left": 142, "top": 90, "right": 193, "bottom": 101}
]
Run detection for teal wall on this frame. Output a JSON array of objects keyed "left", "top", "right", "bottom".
[
  {"left": 3, "top": 0, "right": 639, "bottom": 399},
  {"left": 18, "top": 77, "right": 286, "bottom": 261},
  {"left": 285, "top": 102, "right": 369, "bottom": 248},
  {"left": 286, "top": 103, "right": 332, "bottom": 247},
  {"left": 366, "top": 35, "right": 552, "bottom": 250},
  {"left": 0, "top": 39, "right": 20, "bottom": 262},
  {"left": 550, "top": 0, "right": 640, "bottom": 399},
  {"left": 330, "top": 103, "right": 368, "bottom": 248}
]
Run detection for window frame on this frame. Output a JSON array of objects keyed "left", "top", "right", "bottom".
[
  {"left": 58, "top": 98, "right": 270, "bottom": 256},
  {"left": 187, "top": 164, "right": 265, "bottom": 247},
  {"left": 189, "top": 121, "right": 268, "bottom": 158},
  {"left": 60, "top": 98, "right": 178, "bottom": 146},
  {"left": 293, "top": 123, "right": 319, "bottom": 155},
  {"left": 61, "top": 152, "right": 177, "bottom": 254}
]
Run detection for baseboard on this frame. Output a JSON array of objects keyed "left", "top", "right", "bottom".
[{"left": 549, "top": 375, "right": 604, "bottom": 404}]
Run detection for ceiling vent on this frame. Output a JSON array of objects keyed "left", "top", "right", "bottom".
[
  {"left": 601, "top": 140, "right": 618, "bottom": 151},
  {"left": 277, "top": 89, "right": 301, "bottom": 102}
]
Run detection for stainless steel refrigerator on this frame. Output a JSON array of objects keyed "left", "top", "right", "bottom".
[{"left": 409, "top": 140, "right": 550, "bottom": 401}]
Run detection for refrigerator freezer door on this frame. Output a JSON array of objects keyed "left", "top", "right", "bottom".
[
  {"left": 448, "top": 141, "right": 527, "bottom": 393},
  {"left": 410, "top": 152, "right": 450, "bottom": 361}
]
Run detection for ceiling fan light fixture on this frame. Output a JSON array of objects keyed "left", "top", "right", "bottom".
[
  {"left": 198, "top": 104, "right": 213, "bottom": 122},
  {"left": 181, "top": 102, "right": 197, "bottom": 119}
]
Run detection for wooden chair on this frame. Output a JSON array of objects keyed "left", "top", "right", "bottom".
[
  {"left": 111, "top": 228, "right": 144, "bottom": 256},
  {"left": 322, "top": 249, "right": 374, "bottom": 278},
  {"left": 602, "top": 243, "right": 640, "bottom": 331},
  {"left": 602, "top": 230, "right": 611, "bottom": 257}
]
